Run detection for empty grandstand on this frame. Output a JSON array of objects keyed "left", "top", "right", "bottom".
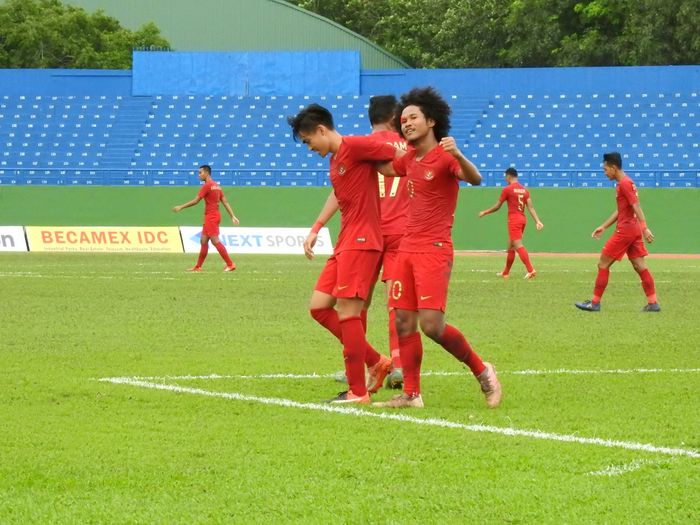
[{"left": 1, "top": 87, "right": 697, "bottom": 187}]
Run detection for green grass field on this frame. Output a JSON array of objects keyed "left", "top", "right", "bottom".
[{"left": 1, "top": 253, "right": 698, "bottom": 523}]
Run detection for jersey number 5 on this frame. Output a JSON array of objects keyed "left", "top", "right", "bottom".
[{"left": 517, "top": 194, "right": 524, "bottom": 212}]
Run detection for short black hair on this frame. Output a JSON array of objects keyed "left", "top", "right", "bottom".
[
  {"left": 395, "top": 86, "right": 451, "bottom": 141},
  {"left": 199, "top": 164, "right": 211, "bottom": 174},
  {"left": 368, "top": 95, "right": 398, "bottom": 126},
  {"left": 505, "top": 167, "right": 518, "bottom": 177},
  {"left": 287, "top": 103, "right": 334, "bottom": 141},
  {"left": 603, "top": 151, "right": 622, "bottom": 169}
]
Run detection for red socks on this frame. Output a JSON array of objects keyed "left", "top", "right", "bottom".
[
  {"left": 592, "top": 267, "right": 610, "bottom": 303},
  {"left": 196, "top": 241, "right": 234, "bottom": 268},
  {"left": 310, "top": 307, "right": 380, "bottom": 368},
  {"left": 503, "top": 249, "right": 516, "bottom": 275},
  {"left": 388, "top": 308, "right": 401, "bottom": 369},
  {"left": 399, "top": 332, "right": 423, "bottom": 396},
  {"left": 592, "top": 267, "right": 658, "bottom": 304},
  {"left": 516, "top": 247, "right": 534, "bottom": 273},
  {"left": 196, "top": 243, "right": 208, "bottom": 267},
  {"left": 310, "top": 308, "right": 342, "bottom": 341},
  {"left": 437, "top": 324, "right": 486, "bottom": 377},
  {"left": 213, "top": 241, "right": 234, "bottom": 267},
  {"left": 340, "top": 317, "right": 369, "bottom": 396},
  {"left": 638, "top": 268, "right": 657, "bottom": 303}
]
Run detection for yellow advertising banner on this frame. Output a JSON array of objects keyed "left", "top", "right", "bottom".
[{"left": 26, "top": 226, "right": 183, "bottom": 253}]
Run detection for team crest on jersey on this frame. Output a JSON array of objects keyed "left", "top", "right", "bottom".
[
  {"left": 337, "top": 164, "right": 347, "bottom": 176},
  {"left": 424, "top": 170, "right": 434, "bottom": 181}
]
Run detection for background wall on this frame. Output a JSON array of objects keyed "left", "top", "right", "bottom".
[
  {"left": 1, "top": 186, "right": 697, "bottom": 253},
  {"left": 2, "top": 64, "right": 697, "bottom": 97},
  {"left": 361, "top": 65, "right": 700, "bottom": 96}
]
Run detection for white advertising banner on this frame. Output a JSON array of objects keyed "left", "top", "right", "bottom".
[
  {"left": 179, "top": 226, "right": 334, "bottom": 255},
  {"left": 0, "top": 226, "right": 28, "bottom": 252}
]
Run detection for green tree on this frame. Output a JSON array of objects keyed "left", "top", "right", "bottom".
[
  {"left": 0, "top": 0, "right": 170, "bottom": 69},
  {"left": 289, "top": 0, "right": 700, "bottom": 68}
]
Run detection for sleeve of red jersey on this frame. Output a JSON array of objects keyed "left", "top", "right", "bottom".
[
  {"left": 498, "top": 186, "right": 508, "bottom": 202},
  {"left": 347, "top": 135, "right": 396, "bottom": 162},
  {"left": 392, "top": 152, "right": 407, "bottom": 177},
  {"left": 621, "top": 179, "right": 639, "bottom": 206},
  {"left": 197, "top": 183, "right": 209, "bottom": 199},
  {"left": 448, "top": 156, "right": 462, "bottom": 180}
]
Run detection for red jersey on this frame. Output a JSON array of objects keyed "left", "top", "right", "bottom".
[
  {"left": 615, "top": 175, "right": 640, "bottom": 233},
  {"left": 372, "top": 130, "right": 410, "bottom": 235},
  {"left": 198, "top": 179, "right": 224, "bottom": 216},
  {"left": 499, "top": 181, "right": 530, "bottom": 222},
  {"left": 392, "top": 145, "right": 462, "bottom": 253},
  {"left": 330, "top": 135, "right": 396, "bottom": 253}
]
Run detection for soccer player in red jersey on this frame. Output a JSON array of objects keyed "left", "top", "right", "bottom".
[
  {"left": 304, "top": 96, "right": 409, "bottom": 391},
  {"left": 288, "top": 103, "right": 402, "bottom": 404},
  {"left": 374, "top": 87, "right": 502, "bottom": 409},
  {"left": 172, "top": 164, "right": 239, "bottom": 272},
  {"left": 575, "top": 152, "right": 660, "bottom": 312},
  {"left": 479, "top": 167, "right": 544, "bottom": 279}
]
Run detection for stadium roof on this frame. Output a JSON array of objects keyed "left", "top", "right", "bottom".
[{"left": 64, "top": 0, "right": 409, "bottom": 69}]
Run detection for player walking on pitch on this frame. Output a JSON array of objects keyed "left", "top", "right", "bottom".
[
  {"left": 305, "top": 95, "right": 409, "bottom": 391},
  {"left": 479, "top": 167, "right": 543, "bottom": 279},
  {"left": 375, "top": 87, "right": 502, "bottom": 409},
  {"left": 575, "top": 152, "right": 660, "bottom": 312},
  {"left": 288, "top": 103, "right": 403, "bottom": 404},
  {"left": 172, "top": 164, "right": 239, "bottom": 272}
]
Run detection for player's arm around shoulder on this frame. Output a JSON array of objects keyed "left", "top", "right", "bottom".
[
  {"left": 440, "top": 137, "right": 481, "bottom": 186},
  {"left": 377, "top": 147, "right": 408, "bottom": 178}
]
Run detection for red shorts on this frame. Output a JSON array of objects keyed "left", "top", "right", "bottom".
[
  {"left": 315, "top": 250, "right": 382, "bottom": 300},
  {"left": 508, "top": 218, "right": 526, "bottom": 242},
  {"left": 602, "top": 229, "right": 649, "bottom": 261},
  {"left": 202, "top": 214, "right": 221, "bottom": 237},
  {"left": 380, "top": 233, "right": 403, "bottom": 282},
  {"left": 388, "top": 251, "right": 453, "bottom": 312}
]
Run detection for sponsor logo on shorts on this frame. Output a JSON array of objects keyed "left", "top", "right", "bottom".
[
  {"left": 420, "top": 295, "right": 432, "bottom": 301},
  {"left": 356, "top": 237, "right": 366, "bottom": 243},
  {"left": 337, "top": 285, "right": 349, "bottom": 290}
]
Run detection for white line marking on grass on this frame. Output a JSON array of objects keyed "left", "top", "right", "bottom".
[
  {"left": 99, "top": 377, "right": 700, "bottom": 459},
  {"left": 587, "top": 459, "right": 672, "bottom": 477},
  {"left": 113, "top": 367, "right": 700, "bottom": 382},
  {"left": 510, "top": 368, "right": 700, "bottom": 376}
]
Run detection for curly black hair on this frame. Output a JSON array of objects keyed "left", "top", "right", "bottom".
[{"left": 394, "top": 86, "right": 451, "bottom": 141}]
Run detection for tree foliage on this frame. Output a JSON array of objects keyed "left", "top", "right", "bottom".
[
  {"left": 289, "top": 0, "right": 700, "bottom": 67},
  {"left": 0, "top": 0, "right": 170, "bottom": 69}
]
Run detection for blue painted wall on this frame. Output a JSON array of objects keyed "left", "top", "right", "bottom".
[
  {"left": 2, "top": 64, "right": 698, "bottom": 98},
  {"left": 361, "top": 65, "right": 700, "bottom": 96},
  {"left": 132, "top": 51, "right": 361, "bottom": 96},
  {"left": 0, "top": 69, "right": 132, "bottom": 96}
]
